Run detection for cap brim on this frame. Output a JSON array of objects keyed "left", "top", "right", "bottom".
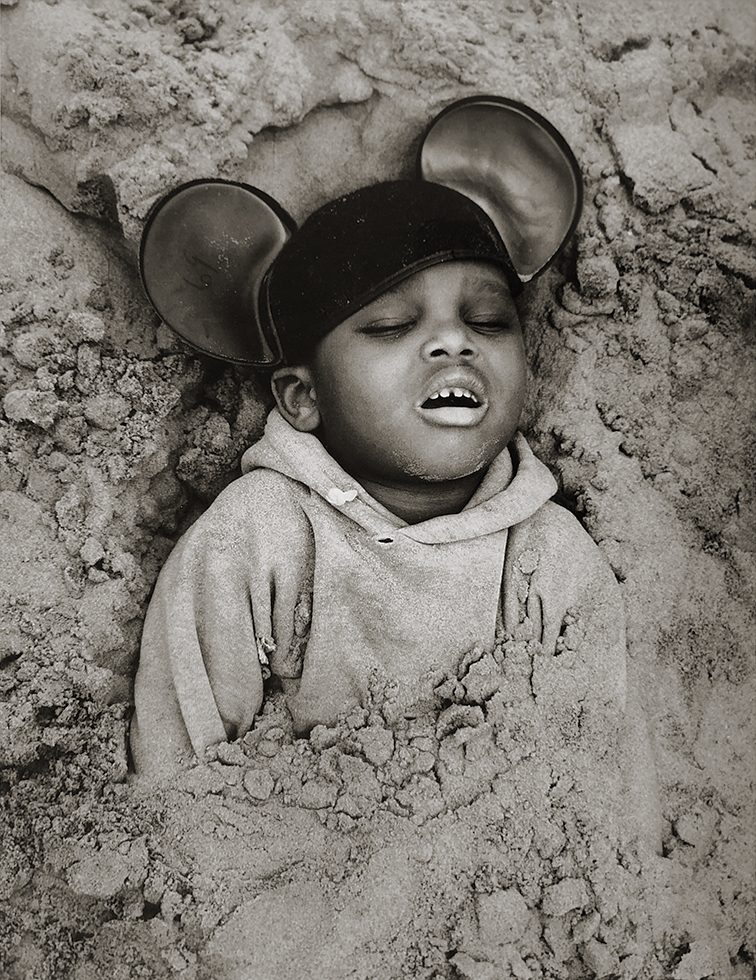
[
  {"left": 419, "top": 96, "right": 582, "bottom": 282},
  {"left": 139, "top": 179, "right": 295, "bottom": 365}
]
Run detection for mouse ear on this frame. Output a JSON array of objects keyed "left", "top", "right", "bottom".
[
  {"left": 419, "top": 96, "right": 582, "bottom": 283},
  {"left": 139, "top": 179, "right": 295, "bottom": 365}
]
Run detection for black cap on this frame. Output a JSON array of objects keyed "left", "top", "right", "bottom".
[{"left": 261, "top": 180, "right": 519, "bottom": 363}]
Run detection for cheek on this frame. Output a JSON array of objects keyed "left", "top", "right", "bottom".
[
  {"left": 501, "top": 341, "right": 527, "bottom": 395},
  {"left": 312, "top": 363, "right": 387, "bottom": 456},
  {"left": 316, "top": 351, "right": 403, "bottom": 422},
  {"left": 513, "top": 359, "right": 528, "bottom": 401}
]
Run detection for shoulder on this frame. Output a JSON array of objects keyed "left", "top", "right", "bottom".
[
  {"left": 508, "top": 500, "right": 620, "bottom": 602},
  {"left": 511, "top": 500, "right": 604, "bottom": 563},
  {"left": 214, "top": 468, "right": 308, "bottom": 518},
  {"left": 184, "top": 469, "right": 311, "bottom": 552}
]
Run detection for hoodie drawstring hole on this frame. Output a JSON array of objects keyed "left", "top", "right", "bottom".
[{"left": 375, "top": 536, "right": 394, "bottom": 544}]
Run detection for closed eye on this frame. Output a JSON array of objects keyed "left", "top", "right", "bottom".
[
  {"left": 465, "top": 318, "right": 511, "bottom": 334},
  {"left": 358, "top": 320, "right": 416, "bottom": 337}
]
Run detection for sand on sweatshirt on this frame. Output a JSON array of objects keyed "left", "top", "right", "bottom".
[{"left": 1, "top": 1, "right": 754, "bottom": 977}]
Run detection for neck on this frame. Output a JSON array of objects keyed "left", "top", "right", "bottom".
[{"left": 358, "top": 470, "right": 485, "bottom": 524}]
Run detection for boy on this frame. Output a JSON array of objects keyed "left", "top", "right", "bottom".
[{"left": 131, "top": 180, "right": 634, "bottom": 792}]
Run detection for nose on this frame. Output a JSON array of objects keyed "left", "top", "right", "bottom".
[{"left": 421, "top": 318, "right": 477, "bottom": 361}]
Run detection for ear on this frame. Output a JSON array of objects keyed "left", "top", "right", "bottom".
[
  {"left": 419, "top": 96, "right": 582, "bottom": 282},
  {"left": 271, "top": 365, "right": 321, "bottom": 432}
]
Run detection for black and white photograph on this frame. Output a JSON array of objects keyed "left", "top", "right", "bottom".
[{"left": 1, "top": 1, "right": 754, "bottom": 977}]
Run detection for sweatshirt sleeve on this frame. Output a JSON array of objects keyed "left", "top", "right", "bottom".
[
  {"left": 503, "top": 502, "right": 661, "bottom": 853},
  {"left": 130, "top": 482, "right": 272, "bottom": 779},
  {"left": 503, "top": 502, "right": 627, "bottom": 709}
]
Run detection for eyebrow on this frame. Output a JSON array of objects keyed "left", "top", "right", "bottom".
[
  {"left": 374, "top": 270, "right": 511, "bottom": 304},
  {"left": 373, "top": 281, "right": 412, "bottom": 302},
  {"left": 463, "top": 272, "right": 512, "bottom": 297}
]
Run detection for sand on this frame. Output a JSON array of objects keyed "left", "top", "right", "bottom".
[{"left": 1, "top": 1, "right": 754, "bottom": 977}]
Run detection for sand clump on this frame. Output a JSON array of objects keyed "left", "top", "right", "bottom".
[
  {"left": 1, "top": 641, "right": 673, "bottom": 979},
  {"left": 1, "top": 0, "right": 755, "bottom": 977},
  {"left": 2, "top": 634, "right": 743, "bottom": 978}
]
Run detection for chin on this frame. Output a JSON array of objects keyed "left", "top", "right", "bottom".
[
  {"left": 405, "top": 453, "right": 493, "bottom": 484},
  {"left": 417, "top": 434, "right": 512, "bottom": 482}
]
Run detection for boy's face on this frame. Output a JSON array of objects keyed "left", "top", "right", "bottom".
[{"left": 304, "top": 261, "right": 527, "bottom": 483}]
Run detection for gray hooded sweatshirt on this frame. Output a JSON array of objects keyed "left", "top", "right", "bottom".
[{"left": 131, "top": 409, "right": 627, "bottom": 778}]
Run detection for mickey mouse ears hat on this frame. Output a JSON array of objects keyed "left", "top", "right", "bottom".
[{"left": 139, "top": 96, "right": 582, "bottom": 366}]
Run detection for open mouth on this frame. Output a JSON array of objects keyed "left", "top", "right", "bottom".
[
  {"left": 421, "top": 387, "right": 482, "bottom": 410},
  {"left": 417, "top": 384, "right": 488, "bottom": 427}
]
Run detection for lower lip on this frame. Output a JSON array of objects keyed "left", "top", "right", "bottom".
[{"left": 415, "top": 404, "right": 489, "bottom": 427}]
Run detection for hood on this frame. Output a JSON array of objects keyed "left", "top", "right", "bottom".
[{"left": 241, "top": 409, "right": 557, "bottom": 545}]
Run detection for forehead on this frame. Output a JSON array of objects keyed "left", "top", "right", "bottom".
[{"left": 372, "top": 261, "right": 513, "bottom": 305}]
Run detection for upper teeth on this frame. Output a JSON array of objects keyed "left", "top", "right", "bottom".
[{"left": 428, "top": 387, "right": 479, "bottom": 402}]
